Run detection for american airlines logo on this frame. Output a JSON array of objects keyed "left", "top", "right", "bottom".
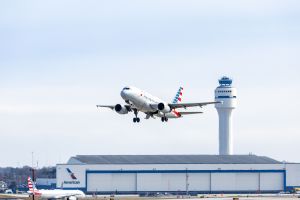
[
  {"left": 66, "top": 168, "right": 77, "bottom": 179},
  {"left": 64, "top": 168, "right": 80, "bottom": 185}
]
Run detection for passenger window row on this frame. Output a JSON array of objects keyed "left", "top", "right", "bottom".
[{"left": 217, "top": 90, "right": 232, "bottom": 93}]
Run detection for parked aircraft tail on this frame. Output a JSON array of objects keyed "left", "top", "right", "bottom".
[{"left": 27, "top": 177, "right": 39, "bottom": 194}]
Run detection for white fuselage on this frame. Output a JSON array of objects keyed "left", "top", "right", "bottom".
[
  {"left": 120, "top": 86, "right": 179, "bottom": 118},
  {"left": 34, "top": 189, "right": 85, "bottom": 199}
]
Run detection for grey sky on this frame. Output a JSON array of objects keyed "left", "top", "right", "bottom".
[{"left": 0, "top": 0, "right": 300, "bottom": 167}]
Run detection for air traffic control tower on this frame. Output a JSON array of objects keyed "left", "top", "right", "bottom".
[{"left": 215, "top": 76, "right": 237, "bottom": 155}]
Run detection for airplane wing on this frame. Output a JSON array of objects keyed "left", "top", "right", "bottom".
[
  {"left": 169, "top": 101, "right": 221, "bottom": 109},
  {"left": 54, "top": 195, "right": 75, "bottom": 199},
  {"left": 179, "top": 111, "right": 203, "bottom": 115},
  {"left": 53, "top": 193, "right": 83, "bottom": 199},
  {"left": 0, "top": 194, "right": 29, "bottom": 199},
  {"left": 96, "top": 105, "right": 133, "bottom": 112},
  {"left": 96, "top": 105, "right": 115, "bottom": 110}
]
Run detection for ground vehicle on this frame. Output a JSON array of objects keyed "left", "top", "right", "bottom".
[{"left": 4, "top": 189, "right": 13, "bottom": 194}]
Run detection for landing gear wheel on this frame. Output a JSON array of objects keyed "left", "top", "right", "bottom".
[
  {"left": 133, "top": 117, "right": 140, "bottom": 123},
  {"left": 161, "top": 116, "right": 168, "bottom": 122},
  {"left": 133, "top": 109, "right": 140, "bottom": 123}
]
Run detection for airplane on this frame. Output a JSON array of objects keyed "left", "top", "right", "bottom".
[
  {"left": 27, "top": 177, "right": 85, "bottom": 200},
  {"left": 97, "top": 86, "right": 220, "bottom": 123}
]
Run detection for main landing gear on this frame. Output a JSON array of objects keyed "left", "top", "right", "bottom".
[
  {"left": 133, "top": 109, "right": 140, "bottom": 123},
  {"left": 161, "top": 116, "right": 168, "bottom": 122},
  {"left": 133, "top": 117, "right": 140, "bottom": 123}
]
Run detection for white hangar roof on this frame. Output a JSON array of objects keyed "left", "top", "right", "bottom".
[{"left": 67, "top": 155, "right": 282, "bottom": 165}]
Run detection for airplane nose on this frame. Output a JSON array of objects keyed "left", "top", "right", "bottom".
[{"left": 121, "top": 90, "right": 127, "bottom": 100}]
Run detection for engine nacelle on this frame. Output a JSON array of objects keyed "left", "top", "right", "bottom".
[
  {"left": 157, "top": 102, "right": 171, "bottom": 113},
  {"left": 115, "top": 104, "right": 129, "bottom": 114}
]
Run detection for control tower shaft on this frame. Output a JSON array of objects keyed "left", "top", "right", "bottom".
[{"left": 215, "top": 77, "right": 237, "bottom": 155}]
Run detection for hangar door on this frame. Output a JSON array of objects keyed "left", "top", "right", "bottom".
[
  {"left": 260, "top": 173, "right": 284, "bottom": 191},
  {"left": 211, "top": 173, "right": 259, "bottom": 191},
  {"left": 137, "top": 173, "right": 186, "bottom": 191},
  {"left": 137, "top": 173, "right": 211, "bottom": 192},
  {"left": 211, "top": 172, "right": 284, "bottom": 192},
  {"left": 87, "top": 173, "right": 136, "bottom": 192}
]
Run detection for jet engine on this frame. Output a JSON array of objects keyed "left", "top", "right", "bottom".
[
  {"left": 115, "top": 104, "right": 129, "bottom": 114},
  {"left": 157, "top": 102, "right": 171, "bottom": 113}
]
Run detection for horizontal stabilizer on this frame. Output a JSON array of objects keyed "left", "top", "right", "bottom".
[
  {"left": 179, "top": 111, "right": 203, "bottom": 115},
  {"left": 96, "top": 105, "right": 115, "bottom": 110},
  {"left": 169, "top": 101, "right": 221, "bottom": 109}
]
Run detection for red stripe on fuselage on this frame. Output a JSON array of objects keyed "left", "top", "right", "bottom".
[
  {"left": 34, "top": 192, "right": 42, "bottom": 196},
  {"left": 172, "top": 109, "right": 181, "bottom": 117}
]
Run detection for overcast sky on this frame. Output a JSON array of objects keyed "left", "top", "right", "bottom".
[{"left": 0, "top": 0, "right": 300, "bottom": 167}]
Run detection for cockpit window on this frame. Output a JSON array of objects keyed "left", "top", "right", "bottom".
[{"left": 123, "top": 87, "right": 130, "bottom": 90}]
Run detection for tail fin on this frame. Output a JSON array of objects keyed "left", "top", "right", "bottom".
[
  {"left": 172, "top": 87, "right": 183, "bottom": 103},
  {"left": 27, "top": 177, "right": 37, "bottom": 193}
]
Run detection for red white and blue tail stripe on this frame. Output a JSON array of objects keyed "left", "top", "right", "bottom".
[
  {"left": 27, "top": 177, "right": 41, "bottom": 195},
  {"left": 171, "top": 87, "right": 184, "bottom": 117},
  {"left": 172, "top": 87, "right": 183, "bottom": 103}
]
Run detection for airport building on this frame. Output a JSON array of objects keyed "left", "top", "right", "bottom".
[
  {"left": 56, "top": 155, "right": 300, "bottom": 194},
  {"left": 56, "top": 77, "right": 300, "bottom": 194}
]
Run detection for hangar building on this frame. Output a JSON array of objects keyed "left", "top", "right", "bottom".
[{"left": 56, "top": 155, "right": 300, "bottom": 194}]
